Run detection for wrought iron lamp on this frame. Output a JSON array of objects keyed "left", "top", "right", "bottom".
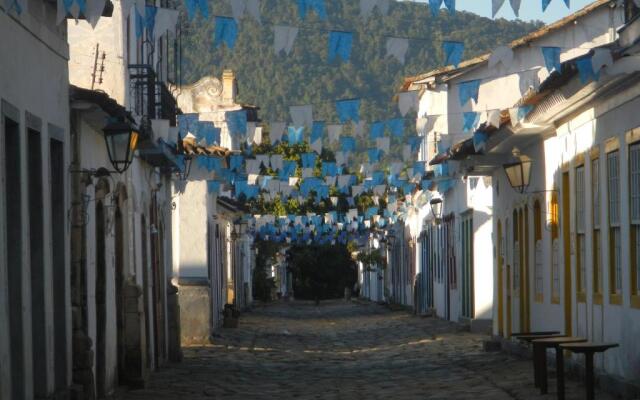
[
  {"left": 177, "top": 155, "right": 193, "bottom": 181},
  {"left": 503, "top": 148, "right": 532, "bottom": 194},
  {"left": 430, "top": 197, "right": 443, "bottom": 220},
  {"left": 102, "top": 117, "right": 139, "bottom": 173}
]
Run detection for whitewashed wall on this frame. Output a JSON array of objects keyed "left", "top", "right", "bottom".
[{"left": 0, "top": 2, "right": 71, "bottom": 398}]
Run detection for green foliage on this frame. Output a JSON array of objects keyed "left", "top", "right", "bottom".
[
  {"left": 180, "top": 1, "right": 542, "bottom": 122},
  {"left": 253, "top": 241, "right": 281, "bottom": 302},
  {"left": 356, "top": 250, "right": 386, "bottom": 271},
  {"left": 287, "top": 244, "right": 357, "bottom": 300}
]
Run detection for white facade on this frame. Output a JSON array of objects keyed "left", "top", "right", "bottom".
[
  {"left": 0, "top": 3, "right": 72, "bottom": 399},
  {"left": 171, "top": 72, "right": 255, "bottom": 343},
  {"left": 67, "top": 0, "right": 181, "bottom": 395},
  {"left": 402, "top": 0, "right": 624, "bottom": 330},
  {"left": 487, "top": 54, "right": 640, "bottom": 384}
]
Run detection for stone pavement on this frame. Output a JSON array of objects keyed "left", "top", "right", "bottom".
[{"left": 118, "top": 300, "right": 614, "bottom": 400}]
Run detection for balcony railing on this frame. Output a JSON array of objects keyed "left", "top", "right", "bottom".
[{"left": 128, "top": 64, "right": 178, "bottom": 126}]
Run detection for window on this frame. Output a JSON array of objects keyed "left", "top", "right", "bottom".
[
  {"left": 534, "top": 200, "right": 543, "bottom": 302},
  {"left": 592, "top": 157, "right": 603, "bottom": 301},
  {"left": 607, "top": 150, "right": 622, "bottom": 303},
  {"left": 629, "top": 143, "right": 640, "bottom": 307},
  {"left": 550, "top": 192, "right": 560, "bottom": 303},
  {"left": 576, "top": 165, "right": 586, "bottom": 301}
]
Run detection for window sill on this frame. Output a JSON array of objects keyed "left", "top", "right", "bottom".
[
  {"left": 577, "top": 292, "right": 586, "bottom": 303},
  {"left": 593, "top": 293, "right": 603, "bottom": 305},
  {"left": 631, "top": 295, "right": 640, "bottom": 309},
  {"left": 610, "top": 293, "right": 622, "bottom": 305}
]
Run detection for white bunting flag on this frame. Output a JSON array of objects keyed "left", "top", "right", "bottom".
[
  {"left": 398, "top": 90, "right": 419, "bottom": 117},
  {"left": 270, "top": 154, "right": 283, "bottom": 171},
  {"left": 488, "top": 45, "right": 514, "bottom": 69},
  {"left": 290, "top": 105, "right": 313, "bottom": 128},
  {"left": 328, "top": 124, "right": 343, "bottom": 143},
  {"left": 269, "top": 122, "right": 285, "bottom": 144},
  {"left": 386, "top": 37, "right": 409, "bottom": 65},
  {"left": 274, "top": 25, "right": 298, "bottom": 55},
  {"left": 492, "top": 0, "right": 505, "bottom": 18},
  {"left": 376, "top": 137, "right": 390, "bottom": 153}
]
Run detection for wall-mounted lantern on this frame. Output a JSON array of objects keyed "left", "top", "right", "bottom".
[
  {"left": 102, "top": 117, "right": 139, "bottom": 173},
  {"left": 503, "top": 148, "right": 532, "bottom": 194},
  {"left": 430, "top": 197, "right": 443, "bottom": 220}
]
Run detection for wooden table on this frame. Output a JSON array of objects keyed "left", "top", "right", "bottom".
[
  {"left": 560, "top": 342, "right": 619, "bottom": 400},
  {"left": 514, "top": 333, "right": 565, "bottom": 387},
  {"left": 532, "top": 336, "right": 587, "bottom": 400},
  {"left": 511, "top": 331, "right": 561, "bottom": 338}
]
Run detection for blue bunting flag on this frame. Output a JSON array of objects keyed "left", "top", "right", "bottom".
[
  {"left": 368, "top": 149, "right": 381, "bottom": 163},
  {"left": 178, "top": 113, "right": 199, "bottom": 137},
  {"left": 287, "top": 126, "right": 304, "bottom": 145},
  {"left": 442, "top": 41, "right": 464, "bottom": 67},
  {"left": 517, "top": 105, "right": 534, "bottom": 122},
  {"left": 340, "top": 136, "right": 356, "bottom": 152},
  {"left": 197, "top": 122, "right": 221, "bottom": 146},
  {"left": 463, "top": 112, "right": 480, "bottom": 132},
  {"left": 458, "top": 80, "right": 481, "bottom": 107},
  {"left": 386, "top": 118, "right": 404, "bottom": 137},
  {"left": 214, "top": 16, "right": 238, "bottom": 49},
  {"left": 301, "top": 153, "right": 317, "bottom": 168},
  {"left": 207, "top": 180, "right": 221, "bottom": 195},
  {"left": 230, "top": 155, "right": 244, "bottom": 172},
  {"left": 473, "top": 131, "right": 488, "bottom": 153},
  {"left": 576, "top": 56, "right": 599, "bottom": 83},
  {"left": 369, "top": 122, "right": 385, "bottom": 140},
  {"left": 444, "top": 0, "right": 455, "bottom": 14},
  {"left": 336, "top": 99, "right": 360, "bottom": 123},
  {"left": 279, "top": 161, "right": 298, "bottom": 180},
  {"left": 321, "top": 162, "right": 338, "bottom": 177},
  {"left": 185, "top": 0, "right": 208, "bottom": 20},
  {"left": 408, "top": 136, "right": 422, "bottom": 152},
  {"left": 310, "top": 121, "right": 325, "bottom": 143},
  {"left": 328, "top": 31, "right": 353, "bottom": 63},
  {"left": 429, "top": 0, "right": 443, "bottom": 16},
  {"left": 297, "top": 0, "right": 327, "bottom": 20},
  {"left": 226, "top": 110, "right": 247, "bottom": 136},
  {"left": 541, "top": 47, "right": 562, "bottom": 73},
  {"left": 413, "top": 162, "right": 426, "bottom": 177}
]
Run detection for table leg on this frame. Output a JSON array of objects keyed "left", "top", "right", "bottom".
[
  {"left": 533, "top": 344, "right": 540, "bottom": 387},
  {"left": 556, "top": 348, "right": 565, "bottom": 400},
  {"left": 539, "top": 345, "right": 548, "bottom": 394},
  {"left": 585, "top": 352, "right": 594, "bottom": 400}
]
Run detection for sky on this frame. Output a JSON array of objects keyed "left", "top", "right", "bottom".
[{"left": 414, "top": 0, "right": 595, "bottom": 23}]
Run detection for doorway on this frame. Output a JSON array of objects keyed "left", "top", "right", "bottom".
[
  {"left": 497, "top": 221, "right": 504, "bottom": 336},
  {"left": 95, "top": 200, "right": 107, "bottom": 397}
]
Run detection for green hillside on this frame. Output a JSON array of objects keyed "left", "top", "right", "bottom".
[{"left": 180, "top": 1, "right": 542, "bottom": 123}]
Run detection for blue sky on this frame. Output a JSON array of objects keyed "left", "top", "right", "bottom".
[{"left": 414, "top": 0, "right": 594, "bottom": 23}]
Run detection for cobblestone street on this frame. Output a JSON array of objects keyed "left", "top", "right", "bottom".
[{"left": 119, "top": 300, "right": 613, "bottom": 400}]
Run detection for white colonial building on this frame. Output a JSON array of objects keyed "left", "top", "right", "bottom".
[{"left": 171, "top": 71, "right": 257, "bottom": 344}]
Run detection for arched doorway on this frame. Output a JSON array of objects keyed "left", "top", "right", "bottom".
[{"left": 114, "top": 185, "right": 126, "bottom": 384}]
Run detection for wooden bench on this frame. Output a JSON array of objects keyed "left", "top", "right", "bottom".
[
  {"left": 532, "top": 336, "right": 587, "bottom": 400},
  {"left": 560, "top": 342, "right": 619, "bottom": 400}
]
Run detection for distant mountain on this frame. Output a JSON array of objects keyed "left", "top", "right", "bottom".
[{"left": 180, "top": 0, "right": 542, "bottom": 123}]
